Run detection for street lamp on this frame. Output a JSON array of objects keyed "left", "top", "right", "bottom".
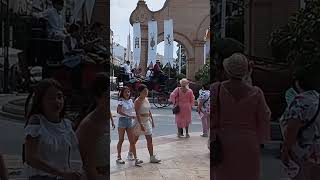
[
  {"left": 0, "top": 0, "right": 9, "bottom": 93},
  {"left": 111, "top": 34, "right": 114, "bottom": 77},
  {"left": 111, "top": 34, "right": 120, "bottom": 77}
]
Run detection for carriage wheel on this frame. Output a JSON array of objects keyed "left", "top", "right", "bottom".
[
  {"left": 161, "top": 92, "right": 171, "bottom": 107},
  {"left": 153, "top": 91, "right": 169, "bottom": 108}
]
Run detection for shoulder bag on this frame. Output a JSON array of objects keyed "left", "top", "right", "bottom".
[{"left": 172, "top": 88, "right": 180, "bottom": 114}]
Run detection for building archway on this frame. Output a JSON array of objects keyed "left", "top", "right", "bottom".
[{"left": 130, "top": 0, "right": 209, "bottom": 80}]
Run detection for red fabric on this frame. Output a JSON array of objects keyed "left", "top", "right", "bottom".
[
  {"left": 211, "top": 82, "right": 271, "bottom": 180},
  {"left": 82, "top": 64, "right": 96, "bottom": 89},
  {"left": 153, "top": 63, "right": 160, "bottom": 73}
]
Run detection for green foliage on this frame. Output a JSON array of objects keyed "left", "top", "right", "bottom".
[
  {"left": 176, "top": 73, "right": 186, "bottom": 81},
  {"left": 195, "top": 61, "right": 210, "bottom": 85},
  {"left": 212, "top": 37, "right": 244, "bottom": 59},
  {"left": 270, "top": 1, "right": 320, "bottom": 67},
  {"left": 226, "top": 15, "right": 244, "bottom": 43}
]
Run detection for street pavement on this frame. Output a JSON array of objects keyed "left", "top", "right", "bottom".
[{"left": 110, "top": 132, "right": 210, "bottom": 180}]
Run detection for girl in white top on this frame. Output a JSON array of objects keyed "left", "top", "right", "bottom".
[
  {"left": 197, "top": 84, "right": 210, "bottom": 137},
  {"left": 116, "top": 86, "right": 143, "bottom": 166},
  {"left": 24, "top": 79, "right": 82, "bottom": 180},
  {"left": 130, "top": 84, "right": 161, "bottom": 163}
]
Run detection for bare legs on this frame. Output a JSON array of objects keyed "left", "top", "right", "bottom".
[
  {"left": 126, "top": 128, "right": 138, "bottom": 159},
  {"left": 117, "top": 128, "right": 138, "bottom": 159},
  {"left": 129, "top": 135, "right": 154, "bottom": 156},
  {"left": 145, "top": 135, "right": 154, "bottom": 156},
  {"left": 117, "top": 128, "right": 126, "bottom": 159}
]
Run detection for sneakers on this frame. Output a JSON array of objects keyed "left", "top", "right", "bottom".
[
  {"left": 116, "top": 158, "right": 125, "bottom": 164},
  {"left": 200, "top": 133, "right": 208, "bottom": 137},
  {"left": 135, "top": 158, "right": 143, "bottom": 166},
  {"left": 177, "top": 133, "right": 184, "bottom": 138},
  {"left": 127, "top": 152, "right": 135, "bottom": 161},
  {"left": 150, "top": 155, "right": 161, "bottom": 163},
  {"left": 186, "top": 134, "right": 190, "bottom": 138}
]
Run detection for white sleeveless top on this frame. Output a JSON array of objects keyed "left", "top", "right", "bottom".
[
  {"left": 24, "top": 114, "right": 81, "bottom": 178},
  {"left": 139, "top": 99, "right": 151, "bottom": 115}
]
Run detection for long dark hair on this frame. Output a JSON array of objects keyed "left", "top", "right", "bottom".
[
  {"left": 138, "top": 84, "right": 148, "bottom": 95},
  {"left": 74, "top": 72, "right": 109, "bottom": 129},
  {"left": 25, "top": 79, "right": 65, "bottom": 127},
  {"left": 118, "top": 86, "right": 130, "bottom": 100}
]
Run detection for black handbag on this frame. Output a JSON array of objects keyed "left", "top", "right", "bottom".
[
  {"left": 172, "top": 88, "right": 180, "bottom": 114},
  {"left": 211, "top": 83, "right": 223, "bottom": 166}
]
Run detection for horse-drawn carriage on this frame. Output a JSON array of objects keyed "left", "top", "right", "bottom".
[
  {"left": 21, "top": 16, "right": 109, "bottom": 122},
  {"left": 119, "top": 69, "right": 178, "bottom": 108}
]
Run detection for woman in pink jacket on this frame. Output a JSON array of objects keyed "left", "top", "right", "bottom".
[
  {"left": 211, "top": 53, "right": 271, "bottom": 180},
  {"left": 170, "top": 78, "right": 195, "bottom": 138}
]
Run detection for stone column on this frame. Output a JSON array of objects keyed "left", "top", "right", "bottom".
[
  {"left": 140, "top": 25, "right": 148, "bottom": 76},
  {"left": 187, "top": 41, "right": 205, "bottom": 81},
  {"left": 91, "top": 0, "right": 108, "bottom": 26}
]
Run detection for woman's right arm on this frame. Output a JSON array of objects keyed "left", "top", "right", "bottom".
[
  {"left": 0, "top": 154, "right": 8, "bottom": 180},
  {"left": 282, "top": 120, "right": 304, "bottom": 164},
  {"left": 25, "top": 136, "right": 65, "bottom": 177},
  {"left": 79, "top": 131, "right": 100, "bottom": 180}
]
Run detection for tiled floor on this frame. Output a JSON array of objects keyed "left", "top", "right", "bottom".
[{"left": 110, "top": 132, "right": 210, "bottom": 180}]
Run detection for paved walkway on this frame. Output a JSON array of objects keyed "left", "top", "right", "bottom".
[{"left": 110, "top": 132, "right": 210, "bottom": 180}]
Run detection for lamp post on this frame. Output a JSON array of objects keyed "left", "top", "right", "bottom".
[
  {"left": 179, "top": 44, "right": 181, "bottom": 74},
  {"left": 111, "top": 34, "right": 114, "bottom": 77},
  {"left": 221, "top": 0, "right": 226, "bottom": 38},
  {"left": 2, "top": 0, "right": 9, "bottom": 93}
]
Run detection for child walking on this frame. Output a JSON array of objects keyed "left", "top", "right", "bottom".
[
  {"left": 197, "top": 84, "right": 210, "bottom": 137},
  {"left": 116, "top": 87, "right": 143, "bottom": 166}
]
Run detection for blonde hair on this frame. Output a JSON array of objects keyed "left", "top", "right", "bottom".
[{"left": 180, "top": 78, "right": 189, "bottom": 87}]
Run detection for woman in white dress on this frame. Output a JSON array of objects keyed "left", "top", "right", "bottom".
[
  {"left": 76, "top": 73, "right": 112, "bottom": 180},
  {"left": 130, "top": 84, "right": 161, "bottom": 164},
  {"left": 24, "top": 79, "right": 82, "bottom": 180}
]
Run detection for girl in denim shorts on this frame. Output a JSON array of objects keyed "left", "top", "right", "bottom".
[{"left": 116, "top": 86, "right": 143, "bottom": 166}]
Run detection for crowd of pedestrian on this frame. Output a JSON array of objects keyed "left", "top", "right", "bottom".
[{"left": 1, "top": 37, "right": 319, "bottom": 180}]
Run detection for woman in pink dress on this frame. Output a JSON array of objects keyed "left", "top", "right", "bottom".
[
  {"left": 211, "top": 53, "right": 271, "bottom": 180},
  {"left": 170, "top": 78, "right": 195, "bottom": 138}
]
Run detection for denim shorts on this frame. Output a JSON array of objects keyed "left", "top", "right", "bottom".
[{"left": 118, "top": 117, "right": 133, "bottom": 128}]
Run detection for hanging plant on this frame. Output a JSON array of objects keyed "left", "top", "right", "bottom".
[{"left": 270, "top": 1, "right": 320, "bottom": 69}]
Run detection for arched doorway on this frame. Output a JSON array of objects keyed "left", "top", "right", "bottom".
[
  {"left": 156, "top": 40, "right": 187, "bottom": 77},
  {"left": 129, "top": 0, "right": 209, "bottom": 80}
]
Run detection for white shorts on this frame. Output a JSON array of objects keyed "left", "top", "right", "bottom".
[{"left": 132, "top": 118, "right": 152, "bottom": 136}]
